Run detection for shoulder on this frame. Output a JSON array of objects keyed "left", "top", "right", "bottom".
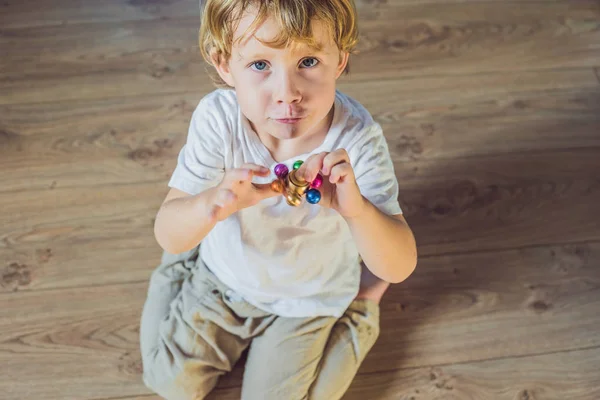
[
  {"left": 192, "top": 88, "right": 238, "bottom": 126},
  {"left": 190, "top": 88, "right": 239, "bottom": 140},
  {"left": 333, "top": 90, "right": 385, "bottom": 151}
]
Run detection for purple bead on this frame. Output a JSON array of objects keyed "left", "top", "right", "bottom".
[
  {"left": 311, "top": 174, "right": 323, "bottom": 189},
  {"left": 274, "top": 163, "right": 289, "bottom": 178}
]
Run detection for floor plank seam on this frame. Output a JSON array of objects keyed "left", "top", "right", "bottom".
[
  {"left": 1, "top": 15, "right": 201, "bottom": 31},
  {"left": 410, "top": 238, "right": 600, "bottom": 260},
  {"left": 358, "top": 344, "right": 600, "bottom": 377}
]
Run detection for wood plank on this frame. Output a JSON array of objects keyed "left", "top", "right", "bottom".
[
  {"left": 0, "top": 0, "right": 199, "bottom": 29},
  {"left": 2, "top": 148, "right": 597, "bottom": 272},
  {"left": 396, "top": 148, "right": 600, "bottom": 255},
  {"left": 0, "top": 236, "right": 162, "bottom": 292},
  {"left": 2, "top": 242, "right": 599, "bottom": 399},
  {"left": 1, "top": 69, "right": 598, "bottom": 192},
  {"left": 344, "top": 347, "right": 600, "bottom": 400},
  {"left": 124, "top": 348, "right": 600, "bottom": 399},
  {"left": 1, "top": 1, "right": 599, "bottom": 104},
  {"left": 344, "top": 70, "right": 600, "bottom": 161},
  {"left": 0, "top": 93, "right": 200, "bottom": 192},
  {"left": 352, "top": 0, "right": 600, "bottom": 81},
  {"left": 0, "top": 182, "right": 164, "bottom": 248},
  {"left": 0, "top": 282, "right": 149, "bottom": 400},
  {"left": 0, "top": 18, "right": 213, "bottom": 105},
  {"left": 0, "top": 0, "right": 571, "bottom": 29},
  {"left": 363, "top": 241, "right": 600, "bottom": 372}
]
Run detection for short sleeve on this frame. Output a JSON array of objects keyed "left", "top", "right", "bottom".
[
  {"left": 168, "top": 97, "right": 227, "bottom": 195},
  {"left": 351, "top": 123, "right": 403, "bottom": 215}
]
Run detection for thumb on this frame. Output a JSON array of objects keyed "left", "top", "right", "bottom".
[{"left": 252, "top": 182, "right": 282, "bottom": 200}]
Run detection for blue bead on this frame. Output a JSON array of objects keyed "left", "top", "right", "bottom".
[{"left": 306, "top": 189, "right": 321, "bottom": 204}]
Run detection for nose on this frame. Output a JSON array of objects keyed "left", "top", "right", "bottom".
[{"left": 273, "top": 70, "right": 302, "bottom": 105}]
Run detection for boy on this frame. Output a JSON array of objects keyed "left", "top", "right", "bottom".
[{"left": 140, "top": 0, "right": 417, "bottom": 399}]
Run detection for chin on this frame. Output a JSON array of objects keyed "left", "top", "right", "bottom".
[{"left": 269, "top": 122, "right": 305, "bottom": 140}]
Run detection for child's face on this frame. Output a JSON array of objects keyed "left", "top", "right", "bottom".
[{"left": 215, "top": 8, "right": 349, "bottom": 143}]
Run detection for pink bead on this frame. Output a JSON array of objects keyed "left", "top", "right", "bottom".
[
  {"left": 311, "top": 174, "right": 323, "bottom": 188},
  {"left": 274, "top": 164, "right": 289, "bottom": 178}
]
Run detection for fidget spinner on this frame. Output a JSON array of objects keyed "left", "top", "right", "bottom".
[{"left": 270, "top": 160, "right": 323, "bottom": 206}]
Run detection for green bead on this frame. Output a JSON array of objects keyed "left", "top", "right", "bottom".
[{"left": 293, "top": 160, "right": 303, "bottom": 170}]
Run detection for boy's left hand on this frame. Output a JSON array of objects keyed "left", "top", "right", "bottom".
[{"left": 296, "top": 150, "right": 366, "bottom": 219}]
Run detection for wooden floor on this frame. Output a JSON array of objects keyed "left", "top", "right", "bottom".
[{"left": 1, "top": 0, "right": 600, "bottom": 399}]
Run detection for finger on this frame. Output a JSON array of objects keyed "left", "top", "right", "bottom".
[
  {"left": 241, "top": 163, "right": 271, "bottom": 176},
  {"left": 329, "top": 162, "right": 355, "bottom": 184},
  {"left": 297, "top": 152, "right": 328, "bottom": 183},
  {"left": 322, "top": 149, "right": 350, "bottom": 176},
  {"left": 252, "top": 182, "right": 284, "bottom": 199}
]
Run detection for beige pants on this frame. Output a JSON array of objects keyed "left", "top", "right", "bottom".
[{"left": 139, "top": 246, "right": 380, "bottom": 400}]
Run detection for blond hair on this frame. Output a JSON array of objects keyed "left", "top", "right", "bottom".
[{"left": 199, "top": 0, "right": 359, "bottom": 86}]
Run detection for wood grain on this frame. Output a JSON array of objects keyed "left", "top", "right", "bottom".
[
  {"left": 1, "top": 69, "right": 598, "bottom": 193},
  {"left": 1, "top": 241, "right": 598, "bottom": 399},
  {"left": 343, "top": 347, "right": 600, "bottom": 400},
  {"left": 1, "top": 1, "right": 599, "bottom": 399},
  {"left": 0, "top": 94, "right": 200, "bottom": 192},
  {"left": 363, "top": 241, "right": 600, "bottom": 373},
  {"left": 341, "top": 69, "right": 600, "bottom": 161},
  {"left": 0, "top": 0, "right": 199, "bottom": 29},
  {"left": 1, "top": 148, "right": 598, "bottom": 292},
  {"left": 0, "top": 0, "right": 575, "bottom": 29},
  {"left": 8, "top": 0, "right": 585, "bottom": 28},
  {"left": 0, "top": 236, "right": 162, "bottom": 292},
  {"left": 2, "top": 1, "right": 599, "bottom": 104},
  {"left": 0, "top": 282, "right": 148, "bottom": 400},
  {"left": 0, "top": 182, "right": 162, "bottom": 252},
  {"left": 3, "top": 147, "right": 597, "bottom": 274},
  {"left": 352, "top": 0, "right": 600, "bottom": 81},
  {"left": 397, "top": 148, "right": 600, "bottom": 255},
  {"left": 144, "top": 348, "right": 600, "bottom": 399}
]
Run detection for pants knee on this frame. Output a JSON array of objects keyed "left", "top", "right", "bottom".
[{"left": 142, "top": 349, "right": 215, "bottom": 400}]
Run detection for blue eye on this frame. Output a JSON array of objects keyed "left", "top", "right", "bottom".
[
  {"left": 251, "top": 61, "right": 268, "bottom": 71},
  {"left": 301, "top": 58, "right": 319, "bottom": 68}
]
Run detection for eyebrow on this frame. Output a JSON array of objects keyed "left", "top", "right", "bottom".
[{"left": 238, "top": 47, "right": 327, "bottom": 61}]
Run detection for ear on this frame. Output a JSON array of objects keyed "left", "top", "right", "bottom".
[
  {"left": 335, "top": 51, "right": 350, "bottom": 79},
  {"left": 210, "top": 49, "right": 235, "bottom": 87}
]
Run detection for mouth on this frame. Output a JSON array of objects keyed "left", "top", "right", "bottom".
[{"left": 274, "top": 118, "right": 303, "bottom": 124}]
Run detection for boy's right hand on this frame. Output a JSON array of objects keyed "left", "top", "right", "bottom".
[{"left": 207, "top": 163, "right": 278, "bottom": 222}]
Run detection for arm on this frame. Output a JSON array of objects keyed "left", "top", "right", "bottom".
[
  {"left": 154, "top": 187, "right": 218, "bottom": 255},
  {"left": 345, "top": 200, "right": 417, "bottom": 284},
  {"left": 155, "top": 165, "right": 276, "bottom": 254}
]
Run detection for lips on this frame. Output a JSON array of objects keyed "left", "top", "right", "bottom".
[{"left": 275, "top": 118, "right": 302, "bottom": 124}]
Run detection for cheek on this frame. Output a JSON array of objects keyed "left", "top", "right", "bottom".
[
  {"left": 304, "top": 72, "right": 336, "bottom": 101},
  {"left": 235, "top": 72, "right": 268, "bottom": 115},
  {"left": 305, "top": 67, "right": 337, "bottom": 90}
]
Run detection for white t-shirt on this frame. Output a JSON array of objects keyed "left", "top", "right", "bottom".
[{"left": 168, "top": 88, "right": 402, "bottom": 317}]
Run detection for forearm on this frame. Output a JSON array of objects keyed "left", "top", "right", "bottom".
[
  {"left": 346, "top": 198, "right": 417, "bottom": 283},
  {"left": 154, "top": 188, "right": 217, "bottom": 254}
]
